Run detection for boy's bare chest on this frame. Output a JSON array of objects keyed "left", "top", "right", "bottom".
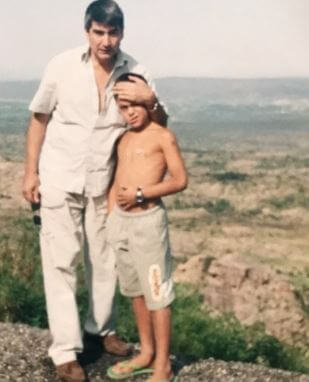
[{"left": 119, "top": 135, "right": 162, "bottom": 161}]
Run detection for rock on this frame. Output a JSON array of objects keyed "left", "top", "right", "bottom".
[
  {"left": 0, "top": 323, "right": 309, "bottom": 381},
  {"left": 174, "top": 254, "right": 309, "bottom": 346},
  {"left": 169, "top": 230, "right": 205, "bottom": 258}
]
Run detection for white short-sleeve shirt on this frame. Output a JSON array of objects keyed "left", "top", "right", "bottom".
[{"left": 30, "top": 45, "right": 158, "bottom": 196}]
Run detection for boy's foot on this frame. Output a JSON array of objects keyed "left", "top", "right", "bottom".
[
  {"left": 56, "top": 360, "right": 87, "bottom": 382},
  {"left": 107, "top": 357, "right": 154, "bottom": 380},
  {"left": 146, "top": 363, "right": 176, "bottom": 382}
]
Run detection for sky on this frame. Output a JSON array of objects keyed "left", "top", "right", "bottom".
[{"left": 1, "top": 0, "right": 309, "bottom": 80}]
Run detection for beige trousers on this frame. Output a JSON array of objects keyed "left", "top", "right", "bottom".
[{"left": 39, "top": 185, "right": 116, "bottom": 365}]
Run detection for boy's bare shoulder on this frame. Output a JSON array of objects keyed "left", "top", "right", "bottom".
[
  {"left": 156, "top": 127, "right": 178, "bottom": 147},
  {"left": 148, "top": 122, "right": 176, "bottom": 139},
  {"left": 117, "top": 130, "right": 129, "bottom": 145}
]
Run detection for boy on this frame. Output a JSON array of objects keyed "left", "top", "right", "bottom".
[{"left": 106, "top": 73, "right": 187, "bottom": 382}]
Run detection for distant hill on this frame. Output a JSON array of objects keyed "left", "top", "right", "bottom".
[
  {"left": 156, "top": 77, "right": 309, "bottom": 107},
  {"left": 0, "top": 81, "right": 38, "bottom": 102},
  {"left": 1, "top": 78, "right": 309, "bottom": 153},
  {"left": 1, "top": 77, "right": 309, "bottom": 105}
]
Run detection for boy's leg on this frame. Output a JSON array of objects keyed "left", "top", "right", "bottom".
[
  {"left": 150, "top": 306, "right": 173, "bottom": 382},
  {"left": 128, "top": 206, "right": 175, "bottom": 381},
  {"left": 111, "top": 296, "right": 155, "bottom": 376},
  {"left": 132, "top": 296, "right": 155, "bottom": 362}
]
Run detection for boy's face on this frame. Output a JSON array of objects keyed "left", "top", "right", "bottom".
[{"left": 117, "top": 98, "right": 149, "bottom": 129}]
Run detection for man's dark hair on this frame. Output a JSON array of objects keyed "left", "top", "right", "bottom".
[{"left": 85, "top": 0, "right": 124, "bottom": 31}]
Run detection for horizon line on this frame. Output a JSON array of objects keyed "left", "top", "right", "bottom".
[{"left": 1, "top": 75, "right": 309, "bottom": 83}]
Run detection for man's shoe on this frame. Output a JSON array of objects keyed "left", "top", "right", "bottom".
[
  {"left": 83, "top": 331, "right": 132, "bottom": 357},
  {"left": 103, "top": 333, "right": 133, "bottom": 357},
  {"left": 56, "top": 360, "right": 86, "bottom": 382}
]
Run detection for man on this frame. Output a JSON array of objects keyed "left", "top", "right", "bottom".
[{"left": 22, "top": 1, "right": 168, "bottom": 381}]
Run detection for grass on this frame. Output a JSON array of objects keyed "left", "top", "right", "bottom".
[
  {"left": 267, "top": 193, "right": 309, "bottom": 210},
  {"left": 257, "top": 156, "right": 309, "bottom": 170},
  {"left": 209, "top": 171, "right": 248, "bottom": 183},
  {"left": 290, "top": 269, "right": 309, "bottom": 316},
  {"left": 171, "top": 198, "right": 234, "bottom": 216}
]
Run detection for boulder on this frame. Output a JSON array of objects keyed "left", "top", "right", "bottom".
[{"left": 174, "top": 254, "right": 309, "bottom": 348}]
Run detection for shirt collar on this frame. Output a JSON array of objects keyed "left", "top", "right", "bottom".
[{"left": 81, "top": 46, "right": 128, "bottom": 69}]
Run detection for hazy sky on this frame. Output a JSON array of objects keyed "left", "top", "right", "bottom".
[{"left": 1, "top": 0, "right": 308, "bottom": 80}]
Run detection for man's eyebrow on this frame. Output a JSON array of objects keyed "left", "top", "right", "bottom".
[{"left": 93, "top": 27, "right": 119, "bottom": 33}]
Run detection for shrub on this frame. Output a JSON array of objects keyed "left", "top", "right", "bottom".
[
  {"left": 210, "top": 171, "right": 248, "bottom": 183},
  {"left": 0, "top": 271, "right": 47, "bottom": 326},
  {"left": 205, "top": 199, "right": 234, "bottom": 215},
  {"left": 169, "top": 285, "right": 309, "bottom": 373},
  {"left": 268, "top": 194, "right": 309, "bottom": 210}
]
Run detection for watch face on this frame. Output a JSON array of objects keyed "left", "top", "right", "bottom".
[{"left": 136, "top": 188, "right": 144, "bottom": 203}]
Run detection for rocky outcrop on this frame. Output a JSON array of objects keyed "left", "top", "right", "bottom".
[
  {"left": 174, "top": 254, "right": 309, "bottom": 350},
  {"left": 0, "top": 323, "right": 309, "bottom": 382}
]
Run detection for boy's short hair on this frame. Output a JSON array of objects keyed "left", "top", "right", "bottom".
[
  {"left": 115, "top": 72, "right": 148, "bottom": 85},
  {"left": 85, "top": 0, "right": 124, "bottom": 32},
  {"left": 114, "top": 73, "right": 148, "bottom": 101}
]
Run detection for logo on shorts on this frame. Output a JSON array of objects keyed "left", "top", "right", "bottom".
[{"left": 148, "top": 264, "right": 162, "bottom": 302}]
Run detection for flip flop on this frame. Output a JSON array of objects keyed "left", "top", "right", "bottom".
[
  {"left": 146, "top": 376, "right": 179, "bottom": 382},
  {"left": 107, "top": 360, "right": 154, "bottom": 380}
]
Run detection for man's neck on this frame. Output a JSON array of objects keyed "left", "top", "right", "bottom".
[{"left": 91, "top": 53, "right": 117, "bottom": 74}]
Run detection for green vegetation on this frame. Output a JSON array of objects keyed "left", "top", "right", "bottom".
[
  {"left": 171, "top": 285, "right": 308, "bottom": 372},
  {"left": 0, "top": 216, "right": 46, "bottom": 326},
  {"left": 257, "top": 156, "right": 309, "bottom": 170},
  {"left": 267, "top": 193, "right": 309, "bottom": 210},
  {"left": 205, "top": 199, "right": 234, "bottom": 215},
  {"left": 193, "top": 158, "right": 227, "bottom": 172},
  {"left": 291, "top": 269, "right": 309, "bottom": 316},
  {"left": 171, "top": 198, "right": 234, "bottom": 216},
  {"left": 0, "top": 214, "right": 308, "bottom": 373},
  {"left": 210, "top": 171, "right": 248, "bottom": 183}
]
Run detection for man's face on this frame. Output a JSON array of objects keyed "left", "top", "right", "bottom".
[
  {"left": 117, "top": 98, "right": 149, "bottom": 129},
  {"left": 86, "top": 21, "right": 123, "bottom": 64}
]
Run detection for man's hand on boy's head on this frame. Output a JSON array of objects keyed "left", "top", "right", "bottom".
[
  {"left": 116, "top": 185, "right": 137, "bottom": 210},
  {"left": 113, "top": 76, "right": 156, "bottom": 109}
]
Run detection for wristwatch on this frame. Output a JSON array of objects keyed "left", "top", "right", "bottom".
[{"left": 136, "top": 187, "right": 145, "bottom": 204}]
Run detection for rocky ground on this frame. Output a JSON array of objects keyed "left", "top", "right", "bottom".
[{"left": 0, "top": 323, "right": 309, "bottom": 382}]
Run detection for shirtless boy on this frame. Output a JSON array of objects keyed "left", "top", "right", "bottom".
[{"left": 106, "top": 73, "right": 187, "bottom": 382}]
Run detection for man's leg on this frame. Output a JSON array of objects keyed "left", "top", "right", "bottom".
[
  {"left": 83, "top": 195, "right": 116, "bottom": 334},
  {"left": 40, "top": 187, "right": 85, "bottom": 367},
  {"left": 83, "top": 195, "right": 130, "bottom": 355}
]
